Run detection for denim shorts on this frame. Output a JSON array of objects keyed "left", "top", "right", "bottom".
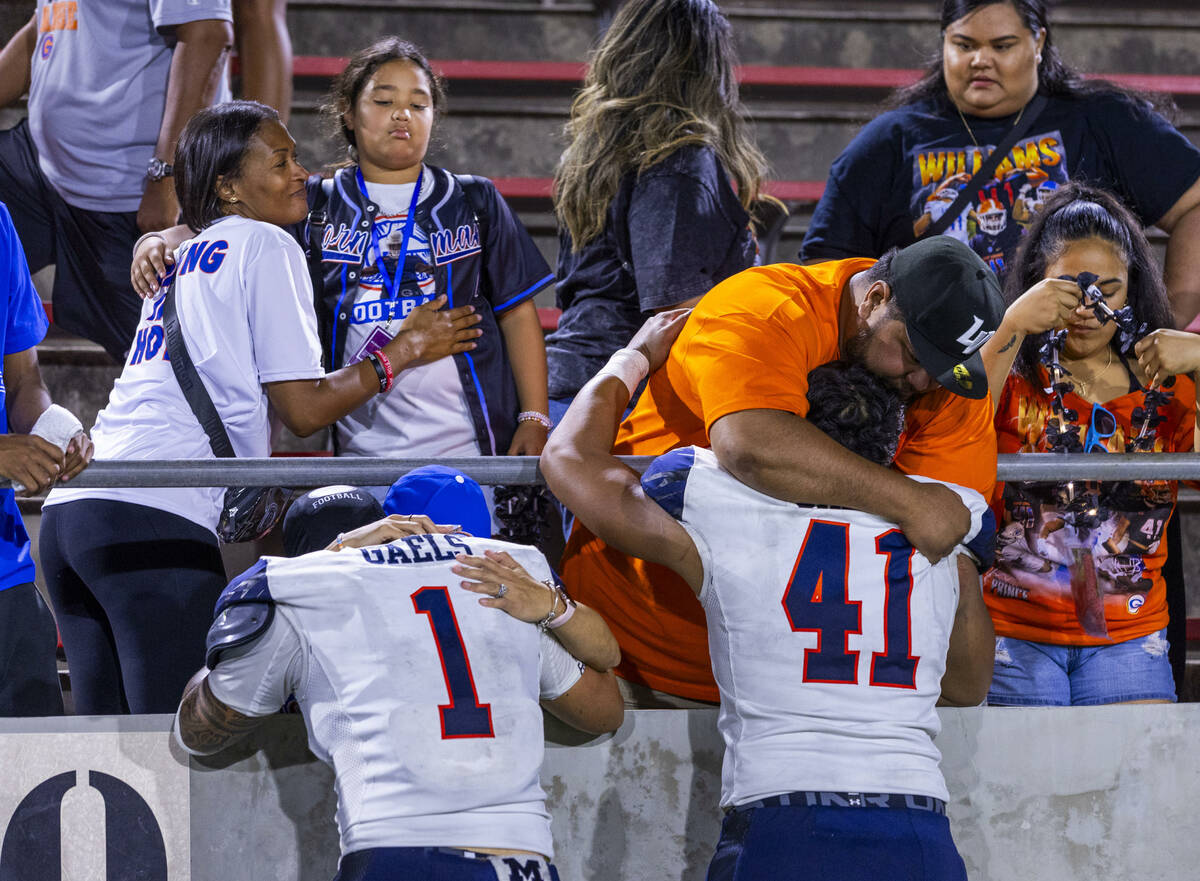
[{"left": 987, "top": 629, "right": 1176, "bottom": 706}]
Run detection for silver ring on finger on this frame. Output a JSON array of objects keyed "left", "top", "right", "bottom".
[{"left": 495, "top": 583, "right": 508, "bottom": 598}]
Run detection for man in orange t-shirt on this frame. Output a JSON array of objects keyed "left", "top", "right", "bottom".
[{"left": 559, "top": 236, "right": 1005, "bottom": 703}]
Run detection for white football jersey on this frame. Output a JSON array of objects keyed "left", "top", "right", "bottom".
[
  {"left": 641, "top": 447, "right": 992, "bottom": 807},
  {"left": 45, "top": 216, "right": 325, "bottom": 530},
  {"left": 200, "top": 534, "right": 582, "bottom": 857}
]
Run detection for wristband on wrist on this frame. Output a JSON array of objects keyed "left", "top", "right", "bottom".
[
  {"left": 365, "top": 352, "right": 388, "bottom": 393},
  {"left": 375, "top": 348, "right": 394, "bottom": 392},
  {"left": 546, "top": 591, "right": 577, "bottom": 630},
  {"left": 366, "top": 350, "right": 394, "bottom": 393},
  {"left": 517, "top": 410, "right": 551, "bottom": 429},
  {"left": 595, "top": 348, "right": 650, "bottom": 397}
]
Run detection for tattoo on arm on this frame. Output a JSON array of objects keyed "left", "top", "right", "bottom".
[
  {"left": 997, "top": 334, "right": 1018, "bottom": 353},
  {"left": 178, "top": 677, "right": 264, "bottom": 755}
]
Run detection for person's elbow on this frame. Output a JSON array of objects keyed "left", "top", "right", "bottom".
[
  {"left": 539, "top": 436, "right": 582, "bottom": 502},
  {"left": 592, "top": 637, "right": 622, "bottom": 674},
  {"left": 583, "top": 674, "right": 625, "bottom": 735},
  {"left": 710, "top": 425, "right": 771, "bottom": 487},
  {"left": 937, "top": 670, "right": 992, "bottom": 707}
]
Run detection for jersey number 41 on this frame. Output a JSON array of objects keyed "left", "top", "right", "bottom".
[{"left": 782, "top": 522, "right": 920, "bottom": 689}]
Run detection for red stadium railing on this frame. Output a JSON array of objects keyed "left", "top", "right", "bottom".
[{"left": 270, "top": 56, "right": 1200, "bottom": 97}]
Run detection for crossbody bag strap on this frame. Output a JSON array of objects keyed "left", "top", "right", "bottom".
[
  {"left": 922, "top": 94, "right": 1048, "bottom": 240},
  {"left": 163, "top": 286, "right": 237, "bottom": 459},
  {"left": 455, "top": 173, "right": 490, "bottom": 245}
]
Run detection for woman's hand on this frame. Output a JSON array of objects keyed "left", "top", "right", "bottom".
[
  {"left": 506, "top": 419, "right": 549, "bottom": 455},
  {"left": 131, "top": 235, "right": 176, "bottom": 298},
  {"left": 453, "top": 549, "right": 559, "bottom": 623},
  {"left": 392, "top": 294, "right": 483, "bottom": 366},
  {"left": 1005, "top": 278, "right": 1080, "bottom": 336},
  {"left": 1135, "top": 329, "right": 1200, "bottom": 387},
  {"left": 326, "top": 513, "right": 461, "bottom": 550}
]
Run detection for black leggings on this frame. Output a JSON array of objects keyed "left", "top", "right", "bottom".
[{"left": 39, "top": 499, "right": 227, "bottom": 715}]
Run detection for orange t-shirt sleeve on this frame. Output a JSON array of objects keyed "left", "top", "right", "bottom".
[
  {"left": 673, "top": 283, "right": 831, "bottom": 433},
  {"left": 895, "top": 388, "right": 998, "bottom": 498}
]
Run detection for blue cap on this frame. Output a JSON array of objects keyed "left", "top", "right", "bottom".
[{"left": 384, "top": 465, "right": 492, "bottom": 538}]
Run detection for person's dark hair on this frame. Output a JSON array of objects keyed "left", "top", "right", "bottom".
[
  {"left": 888, "top": 0, "right": 1174, "bottom": 117},
  {"left": 323, "top": 37, "right": 446, "bottom": 162},
  {"left": 806, "top": 361, "right": 906, "bottom": 467},
  {"left": 175, "top": 101, "right": 280, "bottom": 231},
  {"left": 860, "top": 247, "right": 899, "bottom": 288},
  {"left": 554, "top": 0, "right": 770, "bottom": 247},
  {"left": 1006, "top": 181, "right": 1172, "bottom": 386}
]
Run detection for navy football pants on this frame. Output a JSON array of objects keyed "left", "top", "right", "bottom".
[{"left": 707, "top": 802, "right": 968, "bottom": 881}]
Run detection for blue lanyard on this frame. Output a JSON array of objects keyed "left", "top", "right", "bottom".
[{"left": 356, "top": 167, "right": 422, "bottom": 300}]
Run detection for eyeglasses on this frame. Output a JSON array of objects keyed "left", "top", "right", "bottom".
[{"left": 1083, "top": 404, "right": 1116, "bottom": 453}]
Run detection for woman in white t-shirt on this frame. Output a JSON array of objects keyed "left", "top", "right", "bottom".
[{"left": 39, "top": 101, "right": 483, "bottom": 715}]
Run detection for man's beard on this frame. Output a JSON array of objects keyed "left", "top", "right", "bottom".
[{"left": 843, "top": 324, "right": 921, "bottom": 402}]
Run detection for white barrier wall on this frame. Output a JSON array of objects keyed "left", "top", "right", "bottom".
[{"left": 0, "top": 706, "right": 1197, "bottom": 880}]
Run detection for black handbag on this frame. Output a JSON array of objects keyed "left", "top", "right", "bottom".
[{"left": 163, "top": 286, "right": 291, "bottom": 543}]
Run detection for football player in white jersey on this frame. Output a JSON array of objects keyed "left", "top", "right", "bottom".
[
  {"left": 174, "top": 480, "right": 623, "bottom": 881},
  {"left": 542, "top": 311, "right": 996, "bottom": 881}
]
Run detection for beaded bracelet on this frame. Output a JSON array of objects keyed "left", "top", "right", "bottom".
[
  {"left": 518, "top": 410, "right": 551, "bottom": 429},
  {"left": 536, "top": 582, "right": 563, "bottom": 632}
]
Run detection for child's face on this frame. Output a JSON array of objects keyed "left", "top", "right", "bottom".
[{"left": 344, "top": 59, "right": 434, "bottom": 181}]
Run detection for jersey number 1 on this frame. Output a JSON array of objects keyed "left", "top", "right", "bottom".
[
  {"left": 412, "top": 586, "right": 495, "bottom": 739},
  {"left": 781, "top": 522, "right": 920, "bottom": 688}
]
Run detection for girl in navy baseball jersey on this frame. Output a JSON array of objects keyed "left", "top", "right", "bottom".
[
  {"left": 135, "top": 39, "right": 554, "bottom": 480},
  {"left": 42, "top": 102, "right": 482, "bottom": 715}
]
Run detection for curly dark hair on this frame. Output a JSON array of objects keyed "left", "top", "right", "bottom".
[
  {"left": 806, "top": 361, "right": 906, "bottom": 467},
  {"left": 1006, "top": 182, "right": 1172, "bottom": 386}
]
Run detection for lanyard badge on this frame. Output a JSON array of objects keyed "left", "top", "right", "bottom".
[{"left": 357, "top": 168, "right": 423, "bottom": 301}]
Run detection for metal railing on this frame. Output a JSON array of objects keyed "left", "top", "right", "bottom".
[{"left": 30, "top": 453, "right": 1200, "bottom": 489}]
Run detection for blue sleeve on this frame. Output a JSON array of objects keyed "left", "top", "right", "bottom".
[
  {"left": 800, "top": 114, "right": 913, "bottom": 261},
  {"left": 0, "top": 204, "right": 49, "bottom": 356},
  {"left": 1091, "top": 94, "right": 1200, "bottom": 226},
  {"left": 478, "top": 181, "right": 554, "bottom": 314},
  {"left": 627, "top": 165, "right": 746, "bottom": 312}
]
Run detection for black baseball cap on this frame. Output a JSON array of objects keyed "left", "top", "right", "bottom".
[
  {"left": 282, "top": 485, "right": 385, "bottom": 557},
  {"left": 888, "top": 237, "right": 1004, "bottom": 400}
]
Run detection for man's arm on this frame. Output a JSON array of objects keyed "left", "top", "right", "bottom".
[
  {"left": 175, "top": 667, "right": 267, "bottom": 756},
  {"left": 138, "top": 18, "right": 235, "bottom": 233},
  {"left": 540, "top": 310, "right": 703, "bottom": 591},
  {"left": 708, "top": 409, "right": 971, "bottom": 563},
  {"left": 0, "top": 15, "right": 35, "bottom": 108},
  {"left": 937, "top": 554, "right": 994, "bottom": 707}
]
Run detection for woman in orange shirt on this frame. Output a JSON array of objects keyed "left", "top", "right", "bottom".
[{"left": 980, "top": 182, "right": 1199, "bottom": 705}]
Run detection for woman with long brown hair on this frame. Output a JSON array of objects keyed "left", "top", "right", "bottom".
[{"left": 547, "top": 0, "right": 775, "bottom": 419}]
